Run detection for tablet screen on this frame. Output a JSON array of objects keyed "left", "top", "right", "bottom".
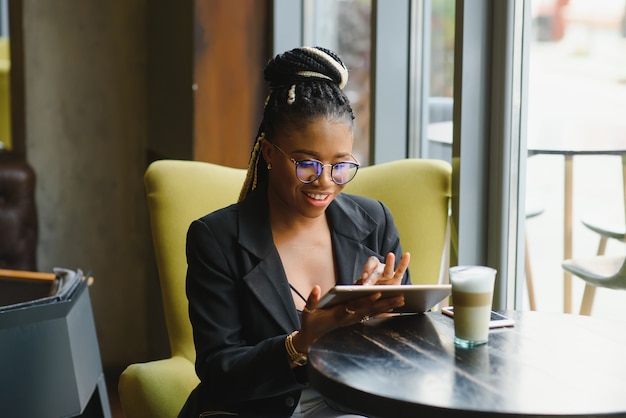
[{"left": 317, "top": 284, "right": 451, "bottom": 314}]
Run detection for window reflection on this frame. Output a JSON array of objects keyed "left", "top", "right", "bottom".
[
  {"left": 304, "top": 0, "right": 371, "bottom": 164},
  {"left": 429, "top": 0, "right": 455, "bottom": 99},
  {"left": 525, "top": 0, "right": 626, "bottom": 316},
  {"left": 304, "top": 0, "right": 458, "bottom": 164},
  {"left": 421, "top": 0, "right": 455, "bottom": 162}
]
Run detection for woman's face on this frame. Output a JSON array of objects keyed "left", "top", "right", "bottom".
[{"left": 263, "top": 117, "right": 355, "bottom": 220}]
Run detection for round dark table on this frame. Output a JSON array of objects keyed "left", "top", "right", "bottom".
[{"left": 308, "top": 311, "right": 626, "bottom": 417}]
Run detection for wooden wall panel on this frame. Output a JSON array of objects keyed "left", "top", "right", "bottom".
[
  {"left": 7, "top": 0, "right": 26, "bottom": 157},
  {"left": 147, "top": 0, "right": 193, "bottom": 162},
  {"left": 193, "top": 0, "right": 270, "bottom": 168}
]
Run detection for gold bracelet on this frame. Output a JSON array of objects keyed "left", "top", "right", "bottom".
[{"left": 285, "top": 331, "right": 308, "bottom": 366}]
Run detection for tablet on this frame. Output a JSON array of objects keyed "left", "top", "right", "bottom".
[{"left": 316, "top": 284, "right": 452, "bottom": 314}]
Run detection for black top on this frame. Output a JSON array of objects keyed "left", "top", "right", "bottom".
[{"left": 308, "top": 311, "right": 626, "bottom": 418}]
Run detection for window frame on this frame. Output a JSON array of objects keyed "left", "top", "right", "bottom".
[{"left": 272, "top": 0, "right": 529, "bottom": 309}]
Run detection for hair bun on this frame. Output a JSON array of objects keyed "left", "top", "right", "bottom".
[{"left": 264, "top": 46, "right": 348, "bottom": 89}]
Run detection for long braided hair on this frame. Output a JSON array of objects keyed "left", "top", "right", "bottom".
[{"left": 238, "top": 46, "right": 355, "bottom": 202}]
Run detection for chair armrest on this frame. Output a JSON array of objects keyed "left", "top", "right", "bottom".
[{"left": 119, "top": 356, "right": 199, "bottom": 418}]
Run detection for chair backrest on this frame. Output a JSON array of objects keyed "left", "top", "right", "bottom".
[
  {"left": 144, "top": 160, "right": 246, "bottom": 361},
  {"left": 144, "top": 158, "right": 451, "bottom": 362},
  {"left": 0, "top": 151, "right": 38, "bottom": 270},
  {"left": 344, "top": 158, "right": 451, "bottom": 284}
]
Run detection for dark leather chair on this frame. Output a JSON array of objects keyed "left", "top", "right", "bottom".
[{"left": 0, "top": 150, "right": 38, "bottom": 270}]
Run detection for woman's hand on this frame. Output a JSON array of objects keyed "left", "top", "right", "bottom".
[
  {"left": 355, "top": 252, "right": 411, "bottom": 286},
  {"left": 293, "top": 286, "right": 404, "bottom": 356},
  {"left": 293, "top": 253, "right": 410, "bottom": 356}
]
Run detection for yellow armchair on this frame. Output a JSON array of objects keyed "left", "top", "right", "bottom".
[
  {"left": 345, "top": 158, "right": 451, "bottom": 284},
  {"left": 119, "top": 158, "right": 451, "bottom": 418},
  {"left": 119, "top": 160, "right": 246, "bottom": 418}
]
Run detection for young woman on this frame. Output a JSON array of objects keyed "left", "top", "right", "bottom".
[{"left": 180, "top": 46, "right": 411, "bottom": 418}]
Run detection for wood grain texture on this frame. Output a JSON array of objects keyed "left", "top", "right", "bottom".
[
  {"left": 309, "top": 311, "right": 626, "bottom": 417},
  {"left": 193, "top": 0, "right": 270, "bottom": 168}
]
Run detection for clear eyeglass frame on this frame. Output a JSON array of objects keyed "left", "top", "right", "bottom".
[{"left": 271, "top": 142, "right": 360, "bottom": 185}]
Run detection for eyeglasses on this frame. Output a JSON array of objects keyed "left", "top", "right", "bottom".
[{"left": 271, "top": 143, "right": 360, "bottom": 185}]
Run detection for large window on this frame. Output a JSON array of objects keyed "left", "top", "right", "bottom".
[
  {"left": 0, "top": 0, "right": 8, "bottom": 37},
  {"left": 274, "top": 1, "right": 626, "bottom": 317},
  {"left": 275, "top": 0, "right": 519, "bottom": 308},
  {"left": 525, "top": 0, "right": 626, "bottom": 317},
  {"left": 299, "top": 0, "right": 457, "bottom": 164},
  {"left": 420, "top": 0, "right": 455, "bottom": 163},
  {"left": 303, "top": 0, "right": 372, "bottom": 164}
]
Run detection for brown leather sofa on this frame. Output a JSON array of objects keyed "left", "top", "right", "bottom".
[{"left": 0, "top": 150, "right": 38, "bottom": 270}]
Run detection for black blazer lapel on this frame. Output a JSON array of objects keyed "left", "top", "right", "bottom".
[
  {"left": 235, "top": 190, "right": 386, "bottom": 332},
  {"left": 238, "top": 190, "right": 301, "bottom": 332},
  {"left": 327, "top": 194, "right": 384, "bottom": 285},
  {"left": 243, "top": 252, "right": 301, "bottom": 332}
]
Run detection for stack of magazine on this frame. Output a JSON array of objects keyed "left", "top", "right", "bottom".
[{"left": 0, "top": 268, "right": 85, "bottom": 313}]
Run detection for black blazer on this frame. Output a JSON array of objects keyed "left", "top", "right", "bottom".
[{"left": 179, "top": 188, "right": 410, "bottom": 418}]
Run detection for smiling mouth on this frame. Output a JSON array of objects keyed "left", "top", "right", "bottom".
[{"left": 305, "top": 192, "right": 329, "bottom": 201}]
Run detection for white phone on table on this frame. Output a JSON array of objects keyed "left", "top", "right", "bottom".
[{"left": 441, "top": 306, "right": 516, "bottom": 328}]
